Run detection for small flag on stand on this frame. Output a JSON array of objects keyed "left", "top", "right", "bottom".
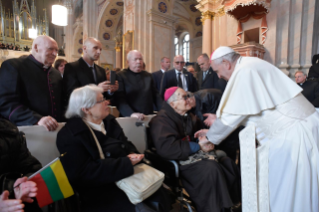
[{"left": 28, "top": 154, "right": 74, "bottom": 208}]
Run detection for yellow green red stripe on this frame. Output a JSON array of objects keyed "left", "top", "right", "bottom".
[
  {"left": 50, "top": 160, "right": 74, "bottom": 198},
  {"left": 30, "top": 158, "right": 74, "bottom": 208}
]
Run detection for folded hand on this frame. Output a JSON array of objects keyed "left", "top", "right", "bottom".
[{"left": 127, "top": 154, "right": 144, "bottom": 166}]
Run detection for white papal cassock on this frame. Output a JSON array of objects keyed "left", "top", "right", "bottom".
[{"left": 207, "top": 56, "right": 319, "bottom": 212}]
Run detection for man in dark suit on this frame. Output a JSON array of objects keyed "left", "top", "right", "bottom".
[
  {"left": 63, "top": 37, "right": 118, "bottom": 109},
  {"left": 197, "top": 53, "right": 226, "bottom": 91},
  {"left": 0, "top": 35, "right": 62, "bottom": 131},
  {"left": 160, "top": 55, "right": 198, "bottom": 97},
  {"left": 152, "top": 57, "right": 171, "bottom": 92},
  {"left": 295, "top": 71, "right": 319, "bottom": 107}
]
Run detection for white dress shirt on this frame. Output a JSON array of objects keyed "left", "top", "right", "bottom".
[{"left": 175, "top": 69, "right": 188, "bottom": 91}]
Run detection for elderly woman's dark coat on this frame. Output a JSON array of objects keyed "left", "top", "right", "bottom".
[
  {"left": 149, "top": 103, "right": 241, "bottom": 212},
  {"left": 57, "top": 115, "right": 165, "bottom": 212}
]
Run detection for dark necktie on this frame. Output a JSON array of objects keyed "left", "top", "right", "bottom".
[
  {"left": 90, "top": 66, "right": 97, "bottom": 84},
  {"left": 178, "top": 72, "right": 183, "bottom": 88}
]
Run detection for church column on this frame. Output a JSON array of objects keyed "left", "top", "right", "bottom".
[
  {"left": 83, "top": 0, "right": 98, "bottom": 40},
  {"left": 122, "top": 0, "right": 177, "bottom": 72},
  {"left": 63, "top": 0, "right": 73, "bottom": 62},
  {"left": 201, "top": 11, "right": 213, "bottom": 56},
  {"left": 115, "top": 47, "right": 122, "bottom": 68}
]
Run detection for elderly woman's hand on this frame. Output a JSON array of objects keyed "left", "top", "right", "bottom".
[
  {"left": 127, "top": 154, "right": 144, "bottom": 166},
  {"left": 14, "top": 177, "right": 37, "bottom": 203}
]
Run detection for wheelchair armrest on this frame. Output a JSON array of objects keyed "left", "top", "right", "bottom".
[
  {"left": 168, "top": 160, "right": 179, "bottom": 178},
  {"left": 144, "top": 149, "right": 180, "bottom": 178}
]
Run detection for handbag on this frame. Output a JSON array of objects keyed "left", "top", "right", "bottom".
[{"left": 84, "top": 121, "right": 165, "bottom": 204}]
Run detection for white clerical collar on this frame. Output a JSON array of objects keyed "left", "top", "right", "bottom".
[
  {"left": 161, "top": 69, "right": 165, "bottom": 73},
  {"left": 86, "top": 121, "right": 106, "bottom": 135}
]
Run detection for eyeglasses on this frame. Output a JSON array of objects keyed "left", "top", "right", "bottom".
[
  {"left": 96, "top": 97, "right": 106, "bottom": 104},
  {"left": 173, "top": 94, "right": 191, "bottom": 102},
  {"left": 175, "top": 61, "right": 185, "bottom": 65}
]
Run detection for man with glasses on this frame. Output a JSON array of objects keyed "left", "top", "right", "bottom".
[
  {"left": 149, "top": 86, "right": 241, "bottom": 212},
  {"left": 159, "top": 55, "right": 198, "bottom": 98}
]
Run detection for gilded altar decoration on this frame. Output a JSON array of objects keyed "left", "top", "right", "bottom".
[
  {"left": 110, "top": 9, "right": 118, "bottom": 15},
  {"left": 158, "top": 2, "right": 167, "bottom": 13},
  {"left": 122, "top": 30, "right": 134, "bottom": 68},
  {"left": 105, "top": 20, "right": 113, "bottom": 27}
]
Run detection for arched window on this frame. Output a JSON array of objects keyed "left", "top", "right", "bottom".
[
  {"left": 174, "top": 36, "right": 179, "bottom": 56},
  {"left": 182, "top": 33, "right": 189, "bottom": 62}
]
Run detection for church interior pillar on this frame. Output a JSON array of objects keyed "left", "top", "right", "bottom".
[
  {"left": 83, "top": 0, "right": 98, "bottom": 40},
  {"left": 201, "top": 11, "right": 212, "bottom": 56},
  {"left": 115, "top": 46, "right": 122, "bottom": 69}
]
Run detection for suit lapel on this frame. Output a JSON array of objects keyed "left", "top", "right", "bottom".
[
  {"left": 95, "top": 65, "right": 107, "bottom": 84},
  {"left": 183, "top": 70, "right": 191, "bottom": 90},
  {"left": 79, "top": 58, "right": 95, "bottom": 84},
  {"left": 202, "top": 70, "right": 212, "bottom": 84}
]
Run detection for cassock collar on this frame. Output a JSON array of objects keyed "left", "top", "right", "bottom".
[
  {"left": 161, "top": 102, "right": 188, "bottom": 124},
  {"left": 28, "top": 54, "right": 51, "bottom": 70}
]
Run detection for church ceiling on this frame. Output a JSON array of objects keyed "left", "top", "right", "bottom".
[
  {"left": 174, "top": 0, "right": 202, "bottom": 37},
  {"left": 98, "top": 0, "right": 124, "bottom": 49}
]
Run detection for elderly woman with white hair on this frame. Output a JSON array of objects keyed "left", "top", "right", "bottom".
[{"left": 56, "top": 84, "right": 170, "bottom": 212}]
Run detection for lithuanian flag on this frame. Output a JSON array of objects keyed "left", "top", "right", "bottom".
[{"left": 29, "top": 156, "right": 74, "bottom": 208}]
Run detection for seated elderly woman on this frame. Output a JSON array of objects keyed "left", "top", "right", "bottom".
[
  {"left": 149, "top": 87, "right": 241, "bottom": 212},
  {"left": 56, "top": 84, "right": 170, "bottom": 212}
]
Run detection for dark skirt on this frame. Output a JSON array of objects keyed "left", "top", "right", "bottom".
[{"left": 180, "top": 157, "right": 241, "bottom": 212}]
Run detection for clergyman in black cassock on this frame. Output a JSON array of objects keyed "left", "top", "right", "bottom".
[{"left": 149, "top": 98, "right": 241, "bottom": 212}]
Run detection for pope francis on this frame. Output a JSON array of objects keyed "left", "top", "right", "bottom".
[{"left": 195, "top": 46, "right": 319, "bottom": 212}]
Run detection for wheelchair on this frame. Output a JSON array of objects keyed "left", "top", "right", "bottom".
[{"left": 138, "top": 122, "right": 195, "bottom": 212}]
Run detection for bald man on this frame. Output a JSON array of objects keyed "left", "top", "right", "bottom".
[
  {"left": 63, "top": 37, "right": 118, "bottom": 110},
  {"left": 0, "top": 35, "right": 62, "bottom": 130}
]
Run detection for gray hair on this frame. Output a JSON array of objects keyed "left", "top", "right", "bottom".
[
  {"left": 65, "top": 84, "right": 103, "bottom": 118},
  {"left": 198, "top": 53, "right": 209, "bottom": 60},
  {"left": 127, "top": 50, "right": 143, "bottom": 61},
  {"left": 294, "top": 70, "right": 307, "bottom": 77},
  {"left": 213, "top": 52, "right": 240, "bottom": 65}
]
